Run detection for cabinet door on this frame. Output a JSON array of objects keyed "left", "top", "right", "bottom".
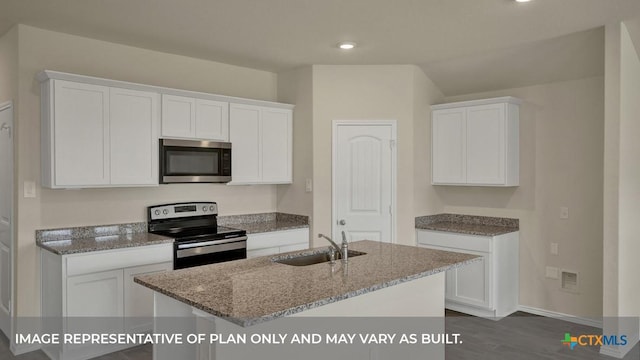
[
  {"left": 124, "top": 262, "right": 172, "bottom": 333},
  {"left": 431, "top": 108, "right": 466, "bottom": 184},
  {"left": 66, "top": 269, "right": 124, "bottom": 319},
  {"left": 53, "top": 80, "right": 110, "bottom": 186},
  {"left": 447, "top": 252, "right": 491, "bottom": 309},
  {"left": 161, "top": 94, "right": 195, "bottom": 138},
  {"left": 466, "top": 104, "right": 506, "bottom": 185},
  {"left": 261, "top": 108, "right": 292, "bottom": 183},
  {"left": 229, "top": 104, "right": 261, "bottom": 183},
  {"left": 195, "top": 99, "right": 229, "bottom": 141},
  {"left": 110, "top": 88, "right": 159, "bottom": 185},
  {"left": 247, "top": 247, "right": 280, "bottom": 259}
]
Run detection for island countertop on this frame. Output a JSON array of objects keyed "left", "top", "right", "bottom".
[{"left": 134, "top": 240, "right": 479, "bottom": 327}]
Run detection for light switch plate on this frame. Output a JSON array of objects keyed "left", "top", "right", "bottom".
[
  {"left": 546, "top": 266, "right": 559, "bottom": 279},
  {"left": 560, "top": 207, "right": 569, "bottom": 219},
  {"left": 305, "top": 178, "right": 313, "bottom": 193},
  {"left": 24, "top": 181, "right": 36, "bottom": 198},
  {"left": 550, "top": 243, "right": 559, "bottom": 255}
]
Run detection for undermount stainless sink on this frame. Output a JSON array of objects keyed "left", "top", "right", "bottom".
[{"left": 274, "top": 250, "right": 366, "bottom": 266}]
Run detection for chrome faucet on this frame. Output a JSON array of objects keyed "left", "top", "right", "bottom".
[{"left": 318, "top": 232, "right": 349, "bottom": 262}]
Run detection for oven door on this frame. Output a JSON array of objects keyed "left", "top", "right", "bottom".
[
  {"left": 174, "top": 236, "right": 247, "bottom": 270},
  {"left": 160, "top": 139, "right": 231, "bottom": 183}
]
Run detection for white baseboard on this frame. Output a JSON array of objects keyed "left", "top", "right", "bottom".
[
  {"left": 599, "top": 328, "right": 640, "bottom": 359},
  {"left": 600, "top": 346, "right": 624, "bottom": 358},
  {"left": 11, "top": 342, "right": 42, "bottom": 356},
  {"left": 600, "top": 339, "right": 639, "bottom": 359},
  {"left": 517, "top": 305, "right": 603, "bottom": 328}
]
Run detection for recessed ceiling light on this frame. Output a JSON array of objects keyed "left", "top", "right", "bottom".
[{"left": 338, "top": 42, "right": 356, "bottom": 50}]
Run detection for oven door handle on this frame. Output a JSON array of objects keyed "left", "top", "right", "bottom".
[
  {"left": 176, "top": 236, "right": 248, "bottom": 250},
  {"left": 176, "top": 237, "right": 247, "bottom": 259}
]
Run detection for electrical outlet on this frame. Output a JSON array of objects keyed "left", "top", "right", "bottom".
[
  {"left": 305, "top": 178, "right": 313, "bottom": 192},
  {"left": 545, "top": 266, "right": 559, "bottom": 279},
  {"left": 560, "top": 207, "right": 569, "bottom": 219},
  {"left": 550, "top": 243, "right": 559, "bottom": 255}
]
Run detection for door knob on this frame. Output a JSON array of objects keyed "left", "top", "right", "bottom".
[{"left": 338, "top": 219, "right": 346, "bottom": 225}]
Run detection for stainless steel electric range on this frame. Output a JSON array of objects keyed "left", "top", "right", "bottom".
[{"left": 147, "top": 202, "right": 247, "bottom": 270}]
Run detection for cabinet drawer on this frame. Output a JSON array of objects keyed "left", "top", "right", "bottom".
[
  {"left": 66, "top": 244, "right": 172, "bottom": 277},
  {"left": 416, "top": 230, "right": 491, "bottom": 253},
  {"left": 246, "top": 228, "right": 309, "bottom": 250}
]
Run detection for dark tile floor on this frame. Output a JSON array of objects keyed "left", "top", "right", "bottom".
[{"left": 1, "top": 312, "right": 638, "bottom": 360}]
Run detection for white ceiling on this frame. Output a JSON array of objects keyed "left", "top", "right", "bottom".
[{"left": 1, "top": 0, "right": 639, "bottom": 96}]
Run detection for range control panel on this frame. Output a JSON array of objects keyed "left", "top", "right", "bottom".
[{"left": 148, "top": 202, "right": 218, "bottom": 220}]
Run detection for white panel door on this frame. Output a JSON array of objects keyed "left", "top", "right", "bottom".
[
  {"left": 0, "top": 102, "right": 11, "bottom": 338},
  {"left": 110, "top": 88, "right": 159, "bottom": 185},
  {"left": 161, "top": 94, "right": 195, "bottom": 138},
  {"left": 466, "top": 104, "right": 506, "bottom": 185},
  {"left": 261, "top": 108, "right": 292, "bottom": 183},
  {"left": 432, "top": 108, "right": 466, "bottom": 184},
  {"left": 229, "top": 104, "right": 261, "bottom": 183},
  {"left": 195, "top": 99, "right": 229, "bottom": 141},
  {"left": 124, "top": 262, "right": 172, "bottom": 333},
  {"left": 53, "top": 80, "right": 110, "bottom": 186},
  {"left": 334, "top": 123, "right": 394, "bottom": 243}
]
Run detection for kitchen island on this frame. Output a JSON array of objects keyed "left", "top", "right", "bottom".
[{"left": 135, "top": 240, "right": 478, "bottom": 360}]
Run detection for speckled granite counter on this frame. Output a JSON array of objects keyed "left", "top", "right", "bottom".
[
  {"left": 35, "top": 212, "right": 308, "bottom": 255},
  {"left": 36, "top": 222, "right": 174, "bottom": 255},
  {"left": 135, "top": 240, "right": 478, "bottom": 327},
  {"left": 218, "top": 212, "right": 309, "bottom": 234},
  {"left": 415, "top": 214, "right": 518, "bottom": 236}
]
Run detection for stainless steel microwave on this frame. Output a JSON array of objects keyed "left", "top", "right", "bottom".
[{"left": 159, "top": 139, "right": 232, "bottom": 183}]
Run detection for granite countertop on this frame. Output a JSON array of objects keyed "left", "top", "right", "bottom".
[
  {"left": 134, "top": 240, "right": 479, "bottom": 327},
  {"left": 36, "top": 222, "right": 174, "bottom": 255},
  {"left": 36, "top": 212, "right": 309, "bottom": 255},
  {"left": 415, "top": 214, "right": 519, "bottom": 236},
  {"left": 218, "top": 212, "right": 309, "bottom": 234}
]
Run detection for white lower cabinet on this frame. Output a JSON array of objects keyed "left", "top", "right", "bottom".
[
  {"left": 66, "top": 269, "right": 124, "bottom": 319},
  {"left": 41, "top": 244, "right": 172, "bottom": 360},
  {"left": 124, "top": 262, "right": 173, "bottom": 333},
  {"left": 416, "top": 229, "right": 519, "bottom": 318},
  {"left": 246, "top": 228, "right": 309, "bottom": 259}
]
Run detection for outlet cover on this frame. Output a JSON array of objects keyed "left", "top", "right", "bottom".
[
  {"left": 550, "top": 243, "right": 559, "bottom": 255},
  {"left": 545, "top": 266, "right": 559, "bottom": 279}
]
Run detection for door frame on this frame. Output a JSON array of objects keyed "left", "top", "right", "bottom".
[
  {"left": 0, "top": 100, "right": 13, "bottom": 340},
  {"left": 331, "top": 120, "right": 398, "bottom": 243}
]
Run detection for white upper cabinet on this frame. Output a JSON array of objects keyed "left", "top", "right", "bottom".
[
  {"left": 161, "top": 94, "right": 229, "bottom": 141},
  {"left": 229, "top": 103, "right": 292, "bottom": 185},
  {"left": 432, "top": 108, "right": 466, "bottom": 185},
  {"left": 110, "top": 88, "right": 159, "bottom": 185},
  {"left": 229, "top": 104, "right": 261, "bottom": 183},
  {"left": 431, "top": 97, "right": 520, "bottom": 187},
  {"left": 41, "top": 79, "right": 159, "bottom": 188},
  {"left": 48, "top": 80, "right": 111, "bottom": 187},
  {"left": 38, "top": 70, "right": 294, "bottom": 188}
]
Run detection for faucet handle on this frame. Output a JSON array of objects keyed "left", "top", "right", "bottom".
[{"left": 341, "top": 231, "right": 347, "bottom": 244}]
